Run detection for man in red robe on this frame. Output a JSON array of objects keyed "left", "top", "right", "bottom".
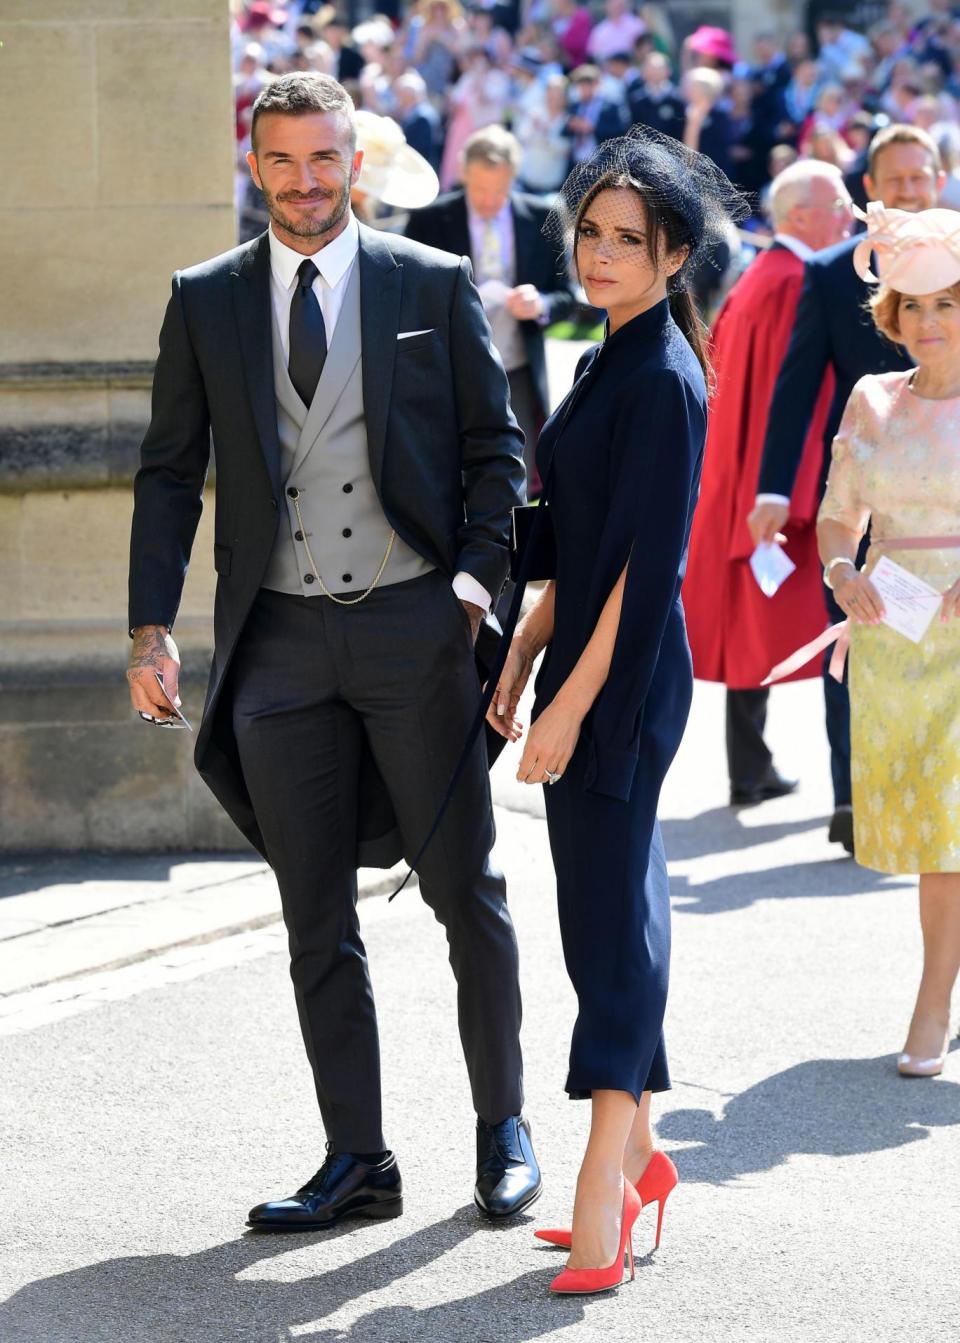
[{"left": 683, "top": 161, "right": 853, "bottom": 804}]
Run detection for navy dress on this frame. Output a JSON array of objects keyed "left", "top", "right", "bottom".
[{"left": 533, "top": 298, "right": 707, "bottom": 1102}]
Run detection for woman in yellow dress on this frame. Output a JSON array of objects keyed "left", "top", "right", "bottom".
[{"left": 817, "top": 204, "right": 960, "bottom": 1078}]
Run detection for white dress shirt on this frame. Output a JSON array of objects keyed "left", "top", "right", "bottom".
[
  {"left": 268, "top": 219, "right": 492, "bottom": 612},
  {"left": 268, "top": 215, "right": 360, "bottom": 358},
  {"left": 467, "top": 201, "right": 515, "bottom": 282},
  {"left": 754, "top": 232, "right": 817, "bottom": 509},
  {"left": 772, "top": 232, "right": 815, "bottom": 263}
]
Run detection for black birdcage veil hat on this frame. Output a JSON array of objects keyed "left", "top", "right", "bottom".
[{"left": 545, "top": 124, "right": 750, "bottom": 288}]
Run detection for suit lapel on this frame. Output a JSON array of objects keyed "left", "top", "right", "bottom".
[
  {"left": 289, "top": 261, "right": 362, "bottom": 474},
  {"left": 511, "top": 194, "right": 533, "bottom": 280},
  {"left": 358, "top": 224, "right": 402, "bottom": 491},
  {"left": 450, "top": 192, "right": 472, "bottom": 263},
  {"left": 231, "top": 233, "right": 282, "bottom": 496}
]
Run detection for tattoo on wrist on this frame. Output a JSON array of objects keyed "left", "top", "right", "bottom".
[{"left": 129, "top": 626, "right": 167, "bottom": 670}]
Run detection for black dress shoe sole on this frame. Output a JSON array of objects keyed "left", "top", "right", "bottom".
[
  {"left": 247, "top": 1197, "right": 403, "bottom": 1232},
  {"left": 474, "top": 1181, "right": 542, "bottom": 1220}
]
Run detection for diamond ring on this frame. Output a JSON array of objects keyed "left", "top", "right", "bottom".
[{"left": 544, "top": 769, "right": 562, "bottom": 784}]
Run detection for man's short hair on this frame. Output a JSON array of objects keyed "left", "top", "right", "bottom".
[
  {"left": 251, "top": 71, "right": 356, "bottom": 152},
  {"left": 867, "top": 122, "right": 942, "bottom": 178},
  {"left": 462, "top": 125, "right": 522, "bottom": 173},
  {"left": 768, "top": 159, "right": 843, "bottom": 226}
]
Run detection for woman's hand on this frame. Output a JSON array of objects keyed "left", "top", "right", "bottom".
[
  {"left": 832, "top": 564, "right": 886, "bottom": 624},
  {"left": 940, "top": 577, "right": 960, "bottom": 621},
  {"left": 486, "top": 639, "right": 535, "bottom": 742},
  {"left": 515, "top": 698, "right": 583, "bottom": 786}
]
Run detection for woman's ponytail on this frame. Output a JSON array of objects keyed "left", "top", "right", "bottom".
[{"left": 669, "top": 288, "right": 713, "bottom": 393}]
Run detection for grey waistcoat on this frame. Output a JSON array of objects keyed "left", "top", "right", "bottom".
[{"left": 261, "top": 259, "right": 434, "bottom": 598}]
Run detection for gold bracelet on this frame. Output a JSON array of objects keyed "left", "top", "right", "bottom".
[{"left": 823, "top": 556, "right": 857, "bottom": 590}]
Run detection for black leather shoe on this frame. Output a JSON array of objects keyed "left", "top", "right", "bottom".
[
  {"left": 828, "top": 805, "right": 855, "bottom": 855},
  {"left": 474, "top": 1115, "right": 542, "bottom": 1218},
  {"left": 730, "top": 767, "right": 798, "bottom": 806},
  {"left": 247, "top": 1147, "right": 403, "bottom": 1231}
]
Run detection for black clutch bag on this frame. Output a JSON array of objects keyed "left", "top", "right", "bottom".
[{"left": 510, "top": 501, "right": 556, "bottom": 582}]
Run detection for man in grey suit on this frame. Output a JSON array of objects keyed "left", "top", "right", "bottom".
[{"left": 126, "top": 73, "right": 540, "bottom": 1230}]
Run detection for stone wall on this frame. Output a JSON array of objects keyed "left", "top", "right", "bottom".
[{"left": 0, "top": 0, "right": 240, "bottom": 851}]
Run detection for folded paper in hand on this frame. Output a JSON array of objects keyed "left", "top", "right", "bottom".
[
  {"left": 477, "top": 279, "right": 510, "bottom": 310},
  {"left": 870, "top": 555, "right": 942, "bottom": 643},
  {"left": 749, "top": 542, "right": 796, "bottom": 598}
]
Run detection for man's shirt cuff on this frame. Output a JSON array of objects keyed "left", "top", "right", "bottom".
[
  {"left": 754, "top": 493, "right": 791, "bottom": 507},
  {"left": 452, "top": 571, "right": 492, "bottom": 612}
]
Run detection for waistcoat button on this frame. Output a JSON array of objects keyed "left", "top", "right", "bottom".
[
  {"left": 342, "top": 573, "right": 353, "bottom": 584},
  {"left": 303, "top": 573, "right": 315, "bottom": 584},
  {"left": 342, "top": 528, "right": 352, "bottom": 538},
  {"left": 287, "top": 486, "right": 299, "bottom": 499},
  {"left": 294, "top": 530, "right": 304, "bottom": 541},
  {"left": 342, "top": 483, "right": 353, "bottom": 494}
]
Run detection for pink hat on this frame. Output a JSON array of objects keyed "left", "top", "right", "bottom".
[
  {"left": 687, "top": 25, "right": 737, "bottom": 66},
  {"left": 853, "top": 202, "right": 960, "bottom": 294},
  {"left": 246, "top": 1, "right": 288, "bottom": 27}
]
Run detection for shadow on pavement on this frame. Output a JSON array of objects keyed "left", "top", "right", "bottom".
[
  {"left": 669, "top": 857, "right": 912, "bottom": 915},
  {"left": 0, "top": 852, "right": 260, "bottom": 901},
  {"left": 659, "top": 1050, "right": 960, "bottom": 1183},
  {"left": 0, "top": 1206, "right": 594, "bottom": 1343},
  {"left": 661, "top": 808, "right": 832, "bottom": 862}
]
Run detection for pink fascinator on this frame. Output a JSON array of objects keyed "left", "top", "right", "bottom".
[{"left": 852, "top": 202, "right": 960, "bottom": 295}]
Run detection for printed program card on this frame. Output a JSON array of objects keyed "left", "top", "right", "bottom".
[
  {"left": 749, "top": 541, "right": 796, "bottom": 598},
  {"left": 869, "top": 555, "right": 942, "bottom": 644}
]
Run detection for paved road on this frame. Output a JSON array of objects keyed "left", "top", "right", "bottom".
[{"left": 2, "top": 672, "right": 957, "bottom": 1343}]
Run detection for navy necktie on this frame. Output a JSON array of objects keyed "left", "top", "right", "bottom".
[{"left": 288, "top": 258, "right": 327, "bottom": 407}]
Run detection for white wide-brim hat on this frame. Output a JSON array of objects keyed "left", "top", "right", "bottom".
[
  {"left": 853, "top": 202, "right": 960, "bottom": 294},
  {"left": 354, "top": 111, "right": 439, "bottom": 211}
]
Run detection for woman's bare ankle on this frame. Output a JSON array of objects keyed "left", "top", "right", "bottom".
[{"left": 622, "top": 1141, "right": 655, "bottom": 1184}]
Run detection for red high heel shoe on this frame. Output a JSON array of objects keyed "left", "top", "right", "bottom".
[
  {"left": 549, "top": 1181, "right": 642, "bottom": 1295},
  {"left": 536, "top": 1150, "right": 678, "bottom": 1252}
]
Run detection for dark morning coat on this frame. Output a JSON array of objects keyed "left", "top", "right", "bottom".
[
  {"left": 403, "top": 189, "right": 576, "bottom": 422},
  {"left": 128, "top": 224, "right": 525, "bottom": 867},
  {"left": 759, "top": 233, "right": 912, "bottom": 500}
]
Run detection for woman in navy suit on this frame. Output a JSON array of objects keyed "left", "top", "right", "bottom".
[{"left": 489, "top": 131, "right": 744, "bottom": 1295}]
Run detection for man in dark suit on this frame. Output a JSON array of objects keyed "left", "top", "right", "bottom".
[
  {"left": 392, "top": 71, "right": 442, "bottom": 173},
  {"left": 627, "top": 51, "right": 686, "bottom": 141},
  {"left": 127, "top": 74, "right": 540, "bottom": 1231},
  {"left": 404, "top": 125, "right": 576, "bottom": 492},
  {"left": 565, "top": 64, "right": 628, "bottom": 170},
  {"left": 750, "top": 124, "right": 944, "bottom": 854}
]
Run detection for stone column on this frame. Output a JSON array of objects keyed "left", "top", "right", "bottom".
[{"left": 0, "top": 0, "right": 244, "bottom": 849}]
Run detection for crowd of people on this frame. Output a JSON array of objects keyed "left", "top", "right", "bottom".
[{"left": 232, "top": 0, "right": 960, "bottom": 232}]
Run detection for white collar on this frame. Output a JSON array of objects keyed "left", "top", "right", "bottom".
[
  {"left": 268, "top": 213, "right": 360, "bottom": 290},
  {"left": 773, "top": 231, "right": 815, "bottom": 261}
]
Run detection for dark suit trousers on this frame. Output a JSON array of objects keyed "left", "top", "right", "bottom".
[
  {"left": 229, "top": 573, "right": 524, "bottom": 1152},
  {"left": 725, "top": 688, "right": 772, "bottom": 789},
  {"left": 822, "top": 564, "right": 862, "bottom": 809}
]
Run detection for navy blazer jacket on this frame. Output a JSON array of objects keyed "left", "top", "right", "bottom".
[
  {"left": 759, "top": 234, "right": 912, "bottom": 499},
  {"left": 403, "top": 189, "right": 575, "bottom": 420}
]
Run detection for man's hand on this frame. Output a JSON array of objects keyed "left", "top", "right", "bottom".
[
  {"left": 747, "top": 500, "right": 790, "bottom": 547},
  {"left": 127, "top": 625, "right": 182, "bottom": 720},
  {"left": 460, "top": 600, "right": 484, "bottom": 645},
  {"left": 505, "top": 284, "right": 545, "bottom": 322}
]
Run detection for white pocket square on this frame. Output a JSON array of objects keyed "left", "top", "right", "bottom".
[{"left": 397, "top": 329, "right": 435, "bottom": 340}]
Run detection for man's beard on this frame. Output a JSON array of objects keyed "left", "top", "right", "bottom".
[{"left": 262, "top": 177, "right": 351, "bottom": 239}]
